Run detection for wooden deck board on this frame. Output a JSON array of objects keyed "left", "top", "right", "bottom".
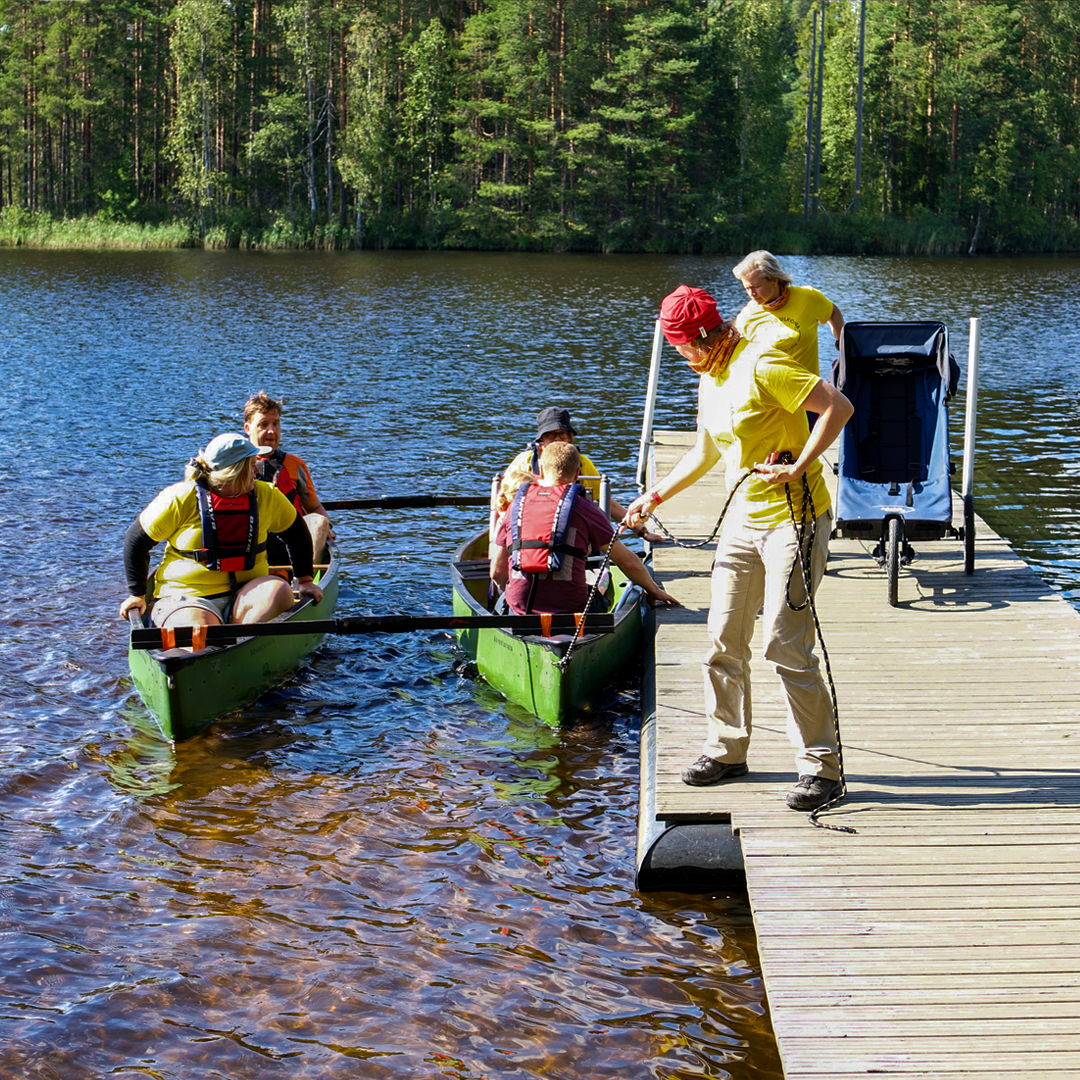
[{"left": 643, "top": 430, "right": 1080, "bottom": 1078}]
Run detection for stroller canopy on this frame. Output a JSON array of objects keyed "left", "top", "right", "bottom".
[{"left": 833, "top": 321, "right": 957, "bottom": 399}]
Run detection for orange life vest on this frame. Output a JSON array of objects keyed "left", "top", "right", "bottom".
[
  {"left": 256, "top": 449, "right": 303, "bottom": 515},
  {"left": 509, "top": 482, "right": 587, "bottom": 574}
]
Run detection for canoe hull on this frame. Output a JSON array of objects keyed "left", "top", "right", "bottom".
[
  {"left": 128, "top": 545, "right": 341, "bottom": 742},
  {"left": 452, "top": 531, "right": 644, "bottom": 725}
]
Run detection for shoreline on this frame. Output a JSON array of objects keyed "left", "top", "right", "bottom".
[{"left": 2, "top": 209, "right": 1078, "bottom": 257}]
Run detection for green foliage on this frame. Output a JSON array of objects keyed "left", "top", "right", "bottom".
[
  {"left": 0, "top": 0, "right": 1078, "bottom": 252},
  {"left": 168, "top": 0, "right": 231, "bottom": 228},
  {"left": 0, "top": 206, "right": 197, "bottom": 247},
  {"left": 338, "top": 11, "right": 394, "bottom": 244}
]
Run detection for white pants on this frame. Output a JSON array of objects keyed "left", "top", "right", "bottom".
[{"left": 701, "top": 509, "right": 839, "bottom": 780}]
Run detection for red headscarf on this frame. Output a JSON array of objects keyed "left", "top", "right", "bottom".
[
  {"left": 659, "top": 284, "right": 741, "bottom": 377},
  {"left": 658, "top": 285, "right": 724, "bottom": 345}
]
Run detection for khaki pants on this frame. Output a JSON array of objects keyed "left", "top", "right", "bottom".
[{"left": 701, "top": 509, "right": 839, "bottom": 781}]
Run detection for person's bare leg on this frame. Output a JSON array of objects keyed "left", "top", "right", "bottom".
[{"left": 231, "top": 576, "right": 296, "bottom": 623}]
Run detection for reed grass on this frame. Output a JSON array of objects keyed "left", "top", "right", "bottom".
[
  {"left": 0, "top": 208, "right": 197, "bottom": 249},
  {"left": 2, "top": 205, "right": 1077, "bottom": 256}
]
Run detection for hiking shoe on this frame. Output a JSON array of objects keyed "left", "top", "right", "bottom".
[
  {"left": 786, "top": 775, "right": 843, "bottom": 811},
  {"left": 681, "top": 756, "right": 749, "bottom": 787}
]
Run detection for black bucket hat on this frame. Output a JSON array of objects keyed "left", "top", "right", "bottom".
[{"left": 536, "top": 407, "right": 576, "bottom": 439}]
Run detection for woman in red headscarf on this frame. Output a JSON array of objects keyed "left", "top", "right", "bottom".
[{"left": 623, "top": 285, "right": 853, "bottom": 813}]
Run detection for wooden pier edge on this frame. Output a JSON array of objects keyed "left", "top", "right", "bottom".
[
  {"left": 635, "top": 429, "right": 1080, "bottom": 1079},
  {"left": 635, "top": 622, "right": 745, "bottom": 890}
]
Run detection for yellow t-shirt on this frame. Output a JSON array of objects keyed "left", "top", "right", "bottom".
[
  {"left": 735, "top": 285, "right": 834, "bottom": 376},
  {"left": 697, "top": 338, "right": 831, "bottom": 528},
  {"left": 140, "top": 479, "right": 299, "bottom": 598},
  {"left": 506, "top": 448, "right": 602, "bottom": 502}
]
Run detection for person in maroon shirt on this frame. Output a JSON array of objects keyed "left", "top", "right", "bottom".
[{"left": 490, "top": 442, "right": 678, "bottom": 615}]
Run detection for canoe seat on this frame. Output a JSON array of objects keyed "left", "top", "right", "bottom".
[{"left": 454, "top": 558, "right": 490, "bottom": 581}]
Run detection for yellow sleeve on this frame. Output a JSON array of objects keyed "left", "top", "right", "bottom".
[
  {"left": 139, "top": 482, "right": 193, "bottom": 542},
  {"left": 757, "top": 355, "right": 820, "bottom": 414},
  {"left": 258, "top": 482, "right": 301, "bottom": 534}
]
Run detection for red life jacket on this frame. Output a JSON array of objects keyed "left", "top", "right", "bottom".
[
  {"left": 256, "top": 449, "right": 303, "bottom": 515},
  {"left": 173, "top": 480, "right": 265, "bottom": 573},
  {"left": 509, "top": 482, "right": 587, "bottom": 574}
]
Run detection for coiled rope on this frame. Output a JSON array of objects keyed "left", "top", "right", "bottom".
[{"left": 650, "top": 460, "right": 853, "bottom": 834}]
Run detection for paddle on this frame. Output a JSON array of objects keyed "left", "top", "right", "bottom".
[
  {"left": 322, "top": 495, "right": 491, "bottom": 511},
  {"left": 130, "top": 612, "right": 615, "bottom": 650}
]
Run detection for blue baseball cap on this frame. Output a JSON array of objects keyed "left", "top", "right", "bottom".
[{"left": 202, "top": 432, "right": 269, "bottom": 469}]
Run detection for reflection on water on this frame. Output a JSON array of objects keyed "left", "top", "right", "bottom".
[
  {"left": 2, "top": 249, "right": 1079, "bottom": 1078},
  {"left": 1, "top": 647, "right": 780, "bottom": 1078}
]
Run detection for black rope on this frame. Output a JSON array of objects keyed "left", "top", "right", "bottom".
[
  {"left": 779, "top": 463, "right": 854, "bottom": 834},
  {"left": 647, "top": 470, "right": 756, "bottom": 548}
]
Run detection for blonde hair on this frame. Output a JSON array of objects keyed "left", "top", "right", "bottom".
[
  {"left": 497, "top": 463, "right": 536, "bottom": 513},
  {"left": 684, "top": 324, "right": 728, "bottom": 351},
  {"left": 540, "top": 441, "right": 580, "bottom": 482},
  {"left": 732, "top": 250, "right": 793, "bottom": 288},
  {"left": 184, "top": 456, "right": 253, "bottom": 492}
]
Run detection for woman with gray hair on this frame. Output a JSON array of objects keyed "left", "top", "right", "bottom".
[
  {"left": 120, "top": 432, "right": 323, "bottom": 635},
  {"left": 732, "top": 250, "right": 844, "bottom": 378}
]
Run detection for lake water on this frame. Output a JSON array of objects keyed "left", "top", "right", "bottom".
[{"left": 2, "top": 249, "right": 1078, "bottom": 1078}]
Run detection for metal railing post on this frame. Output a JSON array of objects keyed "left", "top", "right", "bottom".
[
  {"left": 599, "top": 474, "right": 611, "bottom": 518},
  {"left": 636, "top": 319, "right": 664, "bottom": 490},
  {"left": 962, "top": 318, "right": 979, "bottom": 500},
  {"left": 961, "top": 318, "right": 980, "bottom": 574}
]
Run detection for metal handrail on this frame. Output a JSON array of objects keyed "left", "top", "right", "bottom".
[
  {"left": 635, "top": 319, "right": 664, "bottom": 490},
  {"left": 962, "top": 317, "right": 979, "bottom": 500}
]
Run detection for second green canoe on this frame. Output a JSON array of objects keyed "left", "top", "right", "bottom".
[{"left": 451, "top": 529, "right": 647, "bottom": 725}]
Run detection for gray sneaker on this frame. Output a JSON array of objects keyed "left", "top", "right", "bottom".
[
  {"left": 786, "top": 775, "right": 843, "bottom": 810},
  {"left": 681, "top": 756, "right": 749, "bottom": 786}
]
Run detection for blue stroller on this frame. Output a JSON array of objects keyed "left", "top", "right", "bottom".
[{"left": 832, "top": 321, "right": 968, "bottom": 606}]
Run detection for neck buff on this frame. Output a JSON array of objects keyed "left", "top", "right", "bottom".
[
  {"left": 760, "top": 284, "right": 790, "bottom": 311},
  {"left": 687, "top": 322, "right": 741, "bottom": 378}
]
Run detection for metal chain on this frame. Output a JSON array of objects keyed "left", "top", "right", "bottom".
[{"left": 555, "top": 524, "right": 627, "bottom": 671}]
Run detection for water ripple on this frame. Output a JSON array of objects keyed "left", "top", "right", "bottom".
[{"left": 5, "top": 249, "right": 1080, "bottom": 1079}]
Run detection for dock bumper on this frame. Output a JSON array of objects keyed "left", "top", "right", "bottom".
[{"left": 635, "top": 629, "right": 745, "bottom": 891}]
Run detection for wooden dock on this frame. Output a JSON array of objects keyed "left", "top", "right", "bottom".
[{"left": 638, "top": 430, "right": 1080, "bottom": 1078}]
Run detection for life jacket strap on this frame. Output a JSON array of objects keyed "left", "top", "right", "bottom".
[
  {"left": 257, "top": 448, "right": 304, "bottom": 514},
  {"left": 187, "top": 480, "right": 263, "bottom": 573},
  {"left": 175, "top": 541, "right": 268, "bottom": 565},
  {"left": 514, "top": 539, "right": 587, "bottom": 558}
]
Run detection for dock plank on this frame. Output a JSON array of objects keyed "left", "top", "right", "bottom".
[{"left": 642, "top": 429, "right": 1080, "bottom": 1077}]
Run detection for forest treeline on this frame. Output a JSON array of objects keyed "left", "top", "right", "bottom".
[{"left": 1, "top": 0, "right": 1079, "bottom": 253}]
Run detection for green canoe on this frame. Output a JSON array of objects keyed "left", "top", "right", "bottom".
[
  {"left": 451, "top": 529, "right": 647, "bottom": 725},
  {"left": 128, "top": 544, "right": 341, "bottom": 742}
]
